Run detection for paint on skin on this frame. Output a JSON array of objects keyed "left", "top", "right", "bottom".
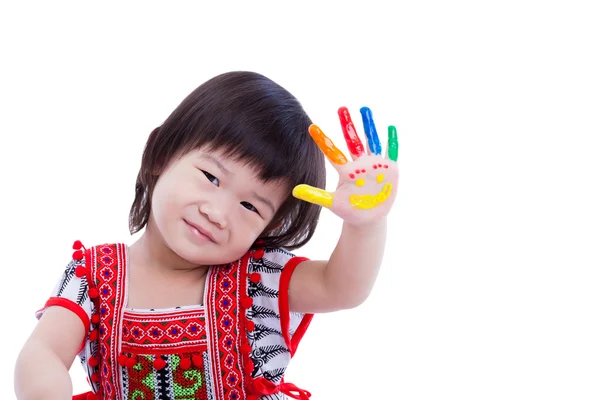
[
  {"left": 308, "top": 124, "right": 348, "bottom": 165},
  {"left": 338, "top": 107, "right": 365, "bottom": 158},
  {"left": 387, "top": 126, "right": 398, "bottom": 162},
  {"left": 360, "top": 107, "right": 382, "bottom": 155},
  {"left": 349, "top": 183, "right": 393, "bottom": 209},
  {"left": 293, "top": 184, "right": 334, "bottom": 208}
]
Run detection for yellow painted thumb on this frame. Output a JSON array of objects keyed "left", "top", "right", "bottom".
[{"left": 292, "top": 184, "right": 334, "bottom": 208}]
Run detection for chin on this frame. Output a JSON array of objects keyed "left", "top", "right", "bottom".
[
  {"left": 166, "top": 225, "right": 254, "bottom": 265},
  {"left": 174, "top": 244, "right": 246, "bottom": 267}
]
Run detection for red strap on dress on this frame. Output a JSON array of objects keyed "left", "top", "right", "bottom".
[{"left": 251, "top": 377, "right": 311, "bottom": 400}]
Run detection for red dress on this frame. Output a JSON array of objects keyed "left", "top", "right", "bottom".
[{"left": 37, "top": 242, "right": 313, "bottom": 400}]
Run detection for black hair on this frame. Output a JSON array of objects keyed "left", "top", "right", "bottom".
[{"left": 129, "top": 71, "right": 326, "bottom": 250}]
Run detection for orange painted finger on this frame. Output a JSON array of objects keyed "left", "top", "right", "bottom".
[{"left": 308, "top": 124, "right": 348, "bottom": 165}]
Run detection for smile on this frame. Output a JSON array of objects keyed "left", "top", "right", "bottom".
[
  {"left": 185, "top": 220, "right": 217, "bottom": 243},
  {"left": 349, "top": 183, "right": 393, "bottom": 210}
]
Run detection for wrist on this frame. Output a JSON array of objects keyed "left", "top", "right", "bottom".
[{"left": 343, "top": 217, "right": 387, "bottom": 233}]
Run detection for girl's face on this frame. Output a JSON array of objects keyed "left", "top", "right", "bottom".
[{"left": 148, "top": 146, "right": 289, "bottom": 267}]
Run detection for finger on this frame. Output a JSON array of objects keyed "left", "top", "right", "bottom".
[
  {"left": 387, "top": 125, "right": 398, "bottom": 162},
  {"left": 292, "top": 184, "right": 334, "bottom": 208},
  {"left": 359, "top": 109, "right": 372, "bottom": 156},
  {"left": 338, "top": 107, "right": 365, "bottom": 159},
  {"left": 360, "top": 107, "right": 382, "bottom": 156},
  {"left": 308, "top": 124, "right": 348, "bottom": 166}
]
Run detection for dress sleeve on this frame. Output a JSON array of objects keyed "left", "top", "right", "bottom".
[
  {"left": 35, "top": 253, "right": 93, "bottom": 335},
  {"left": 247, "top": 248, "right": 313, "bottom": 358},
  {"left": 35, "top": 243, "right": 101, "bottom": 394}
]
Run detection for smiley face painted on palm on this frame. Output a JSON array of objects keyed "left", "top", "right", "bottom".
[
  {"left": 345, "top": 161, "right": 393, "bottom": 210},
  {"left": 293, "top": 106, "right": 399, "bottom": 225}
]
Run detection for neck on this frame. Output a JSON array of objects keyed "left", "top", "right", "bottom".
[{"left": 130, "top": 217, "right": 209, "bottom": 280}]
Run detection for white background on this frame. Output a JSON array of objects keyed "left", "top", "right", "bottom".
[{"left": 1, "top": 1, "right": 599, "bottom": 399}]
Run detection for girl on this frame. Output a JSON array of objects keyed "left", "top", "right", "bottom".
[{"left": 14, "top": 71, "right": 399, "bottom": 400}]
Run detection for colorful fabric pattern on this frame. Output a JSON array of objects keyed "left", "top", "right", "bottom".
[{"left": 36, "top": 242, "right": 313, "bottom": 400}]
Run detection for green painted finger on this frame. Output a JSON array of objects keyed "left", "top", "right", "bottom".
[{"left": 387, "top": 125, "right": 398, "bottom": 161}]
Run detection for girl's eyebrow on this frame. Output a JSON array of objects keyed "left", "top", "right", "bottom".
[
  {"left": 199, "top": 154, "right": 232, "bottom": 176},
  {"left": 252, "top": 192, "right": 276, "bottom": 215}
]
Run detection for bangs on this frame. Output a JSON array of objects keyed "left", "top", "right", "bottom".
[
  {"left": 130, "top": 71, "right": 326, "bottom": 250},
  {"left": 198, "top": 113, "right": 317, "bottom": 189}
]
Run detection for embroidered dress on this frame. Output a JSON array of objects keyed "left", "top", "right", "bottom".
[{"left": 36, "top": 242, "right": 313, "bottom": 400}]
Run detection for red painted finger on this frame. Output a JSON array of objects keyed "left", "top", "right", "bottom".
[{"left": 338, "top": 107, "right": 365, "bottom": 158}]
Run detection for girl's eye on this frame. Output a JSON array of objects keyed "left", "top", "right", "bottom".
[
  {"left": 241, "top": 201, "right": 260, "bottom": 215},
  {"left": 202, "top": 171, "right": 219, "bottom": 186}
]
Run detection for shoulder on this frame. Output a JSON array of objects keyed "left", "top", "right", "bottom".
[
  {"left": 247, "top": 247, "right": 307, "bottom": 274},
  {"left": 244, "top": 246, "right": 309, "bottom": 304},
  {"left": 59, "top": 240, "right": 125, "bottom": 286},
  {"left": 77, "top": 241, "right": 128, "bottom": 265},
  {"left": 68, "top": 240, "right": 124, "bottom": 258}
]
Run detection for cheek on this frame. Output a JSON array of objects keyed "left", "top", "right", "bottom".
[
  {"left": 150, "top": 185, "right": 171, "bottom": 225},
  {"left": 232, "top": 213, "right": 267, "bottom": 241},
  {"left": 155, "top": 172, "right": 206, "bottom": 210},
  {"left": 151, "top": 177, "right": 185, "bottom": 222}
]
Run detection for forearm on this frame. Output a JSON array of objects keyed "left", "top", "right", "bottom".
[
  {"left": 322, "top": 218, "right": 387, "bottom": 308},
  {"left": 15, "top": 340, "right": 73, "bottom": 400}
]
